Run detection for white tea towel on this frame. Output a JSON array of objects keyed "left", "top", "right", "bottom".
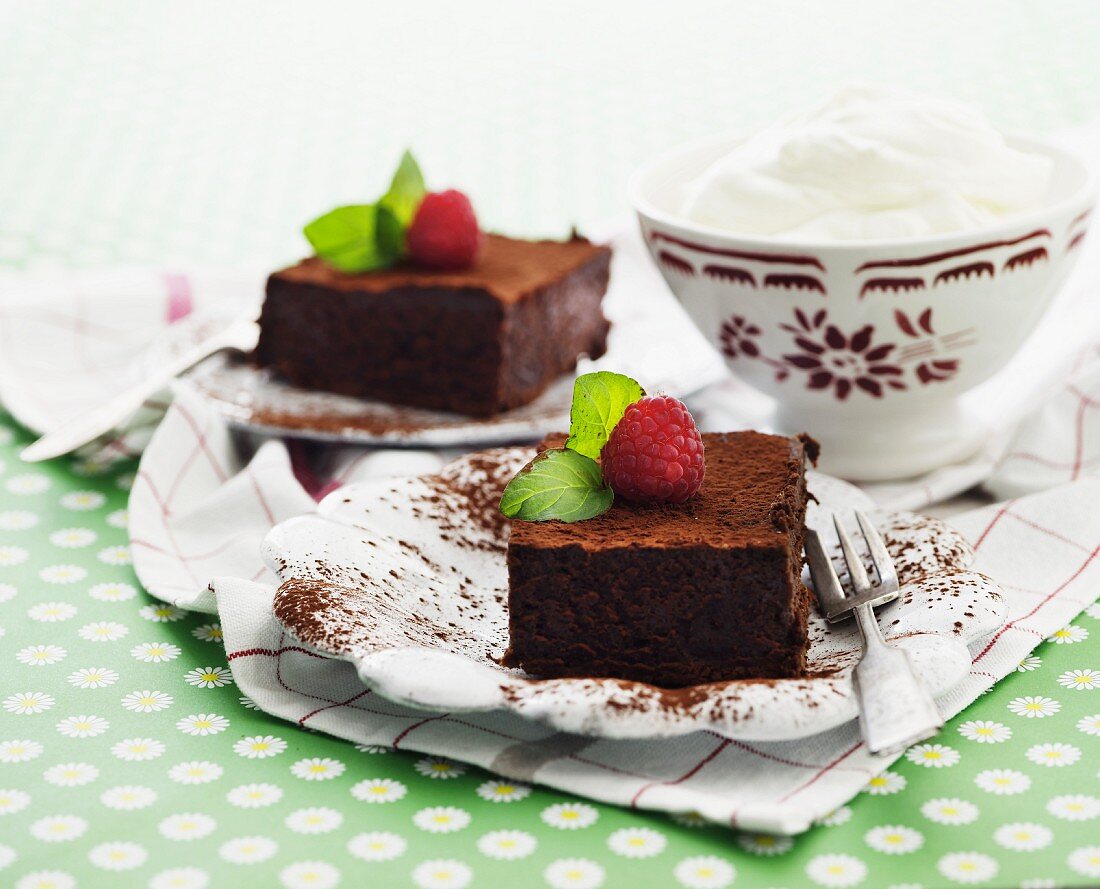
[{"left": 0, "top": 267, "right": 262, "bottom": 464}]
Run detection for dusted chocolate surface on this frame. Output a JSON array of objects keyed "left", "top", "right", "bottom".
[
  {"left": 272, "top": 234, "right": 609, "bottom": 304},
  {"left": 255, "top": 234, "right": 611, "bottom": 416},
  {"left": 505, "top": 431, "right": 813, "bottom": 686}
]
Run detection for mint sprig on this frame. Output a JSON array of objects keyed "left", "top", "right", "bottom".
[
  {"left": 379, "top": 151, "right": 427, "bottom": 227},
  {"left": 499, "top": 371, "right": 644, "bottom": 523},
  {"left": 565, "top": 371, "right": 646, "bottom": 460},
  {"left": 499, "top": 449, "right": 613, "bottom": 522},
  {"left": 302, "top": 204, "right": 401, "bottom": 273},
  {"left": 304, "top": 150, "right": 426, "bottom": 273}
]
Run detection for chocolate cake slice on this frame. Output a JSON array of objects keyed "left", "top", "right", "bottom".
[
  {"left": 505, "top": 431, "right": 814, "bottom": 687},
  {"left": 255, "top": 234, "right": 611, "bottom": 417}
]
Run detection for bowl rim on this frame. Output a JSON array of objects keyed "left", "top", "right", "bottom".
[{"left": 628, "top": 130, "right": 1097, "bottom": 253}]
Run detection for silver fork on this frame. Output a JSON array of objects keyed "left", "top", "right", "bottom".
[{"left": 805, "top": 510, "right": 944, "bottom": 756}]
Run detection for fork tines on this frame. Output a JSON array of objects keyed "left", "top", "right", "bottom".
[{"left": 806, "top": 510, "right": 900, "bottom": 622}]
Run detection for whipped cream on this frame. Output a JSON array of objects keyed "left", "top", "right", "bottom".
[{"left": 680, "top": 86, "right": 1053, "bottom": 241}]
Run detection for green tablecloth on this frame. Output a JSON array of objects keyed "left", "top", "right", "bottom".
[{"left": 1, "top": 414, "right": 1098, "bottom": 888}]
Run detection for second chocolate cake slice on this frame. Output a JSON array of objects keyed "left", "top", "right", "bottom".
[
  {"left": 505, "top": 431, "right": 814, "bottom": 687},
  {"left": 256, "top": 234, "right": 611, "bottom": 417}
]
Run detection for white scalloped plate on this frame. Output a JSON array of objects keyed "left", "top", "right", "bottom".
[{"left": 261, "top": 448, "right": 1007, "bottom": 741}]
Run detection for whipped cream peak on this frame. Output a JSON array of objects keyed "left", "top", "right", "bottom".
[{"left": 680, "top": 86, "right": 1053, "bottom": 242}]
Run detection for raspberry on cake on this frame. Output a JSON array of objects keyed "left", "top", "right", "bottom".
[
  {"left": 407, "top": 189, "right": 483, "bottom": 270},
  {"left": 602, "top": 395, "right": 705, "bottom": 503}
]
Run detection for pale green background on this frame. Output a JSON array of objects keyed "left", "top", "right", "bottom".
[
  {"left": 1, "top": 1, "right": 1099, "bottom": 270},
  {"left": 2, "top": 3, "right": 1100, "bottom": 888}
]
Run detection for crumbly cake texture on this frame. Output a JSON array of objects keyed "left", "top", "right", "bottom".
[
  {"left": 504, "top": 431, "right": 816, "bottom": 687},
  {"left": 255, "top": 233, "right": 611, "bottom": 417}
]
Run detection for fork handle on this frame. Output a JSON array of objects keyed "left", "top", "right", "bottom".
[{"left": 852, "top": 604, "right": 944, "bottom": 756}]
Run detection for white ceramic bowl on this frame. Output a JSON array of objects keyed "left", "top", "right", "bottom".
[{"left": 631, "top": 134, "right": 1094, "bottom": 480}]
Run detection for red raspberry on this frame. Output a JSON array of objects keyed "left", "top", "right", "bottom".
[
  {"left": 406, "top": 189, "right": 482, "bottom": 270},
  {"left": 601, "top": 395, "right": 705, "bottom": 504}
]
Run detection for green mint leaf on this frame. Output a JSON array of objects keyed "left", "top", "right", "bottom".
[
  {"left": 379, "top": 150, "right": 427, "bottom": 227},
  {"left": 375, "top": 204, "right": 405, "bottom": 262},
  {"left": 564, "top": 371, "right": 646, "bottom": 460},
  {"left": 303, "top": 204, "right": 400, "bottom": 273},
  {"left": 499, "top": 448, "right": 613, "bottom": 522}
]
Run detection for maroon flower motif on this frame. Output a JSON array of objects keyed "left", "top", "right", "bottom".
[
  {"left": 916, "top": 359, "right": 959, "bottom": 384},
  {"left": 720, "top": 315, "right": 762, "bottom": 360},
  {"left": 716, "top": 305, "right": 967, "bottom": 400},
  {"left": 895, "top": 308, "right": 935, "bottom": 338},
  {"left": 781, "top": 310, "right": 905, "bottom": 400}
]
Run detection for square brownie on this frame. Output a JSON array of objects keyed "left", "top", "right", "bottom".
[
  {"left": 504, "top": 431, "right": 814, "bottom": 687},
  {"left": 255, "top": 234, "right": 611, "bottom": 417}
]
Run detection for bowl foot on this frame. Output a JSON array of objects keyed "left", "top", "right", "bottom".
[{"left": 776, "top": 401, "right": 986, "bottom": 482}]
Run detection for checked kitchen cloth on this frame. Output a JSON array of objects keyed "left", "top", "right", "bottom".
[
  {"left": 125, "top": 386, "right": 1100, "bottom": 834},
  {"left": 1, "top": 222, "right": 1100, "bottom": 832}
]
